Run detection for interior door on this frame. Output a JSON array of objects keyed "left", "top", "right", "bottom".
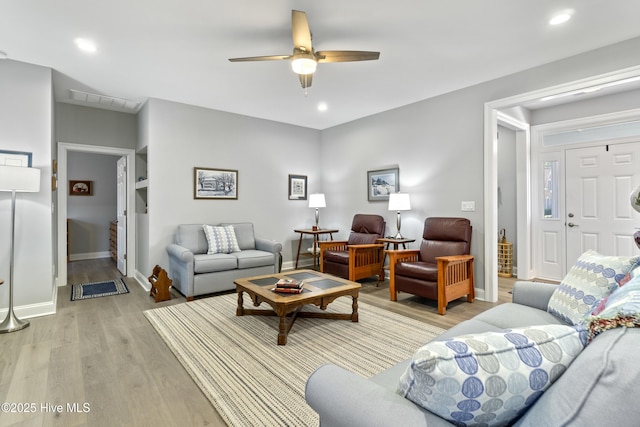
[
  {"left": 565, "top": 142, "right": 640, "bottom": 266},
  {"left": 116, "top": 156, "right": 127, "bottom": 275}
]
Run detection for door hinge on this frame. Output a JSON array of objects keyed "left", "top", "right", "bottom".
[{"left": 124, "top": 254, "right": 127, "bottom": 260}]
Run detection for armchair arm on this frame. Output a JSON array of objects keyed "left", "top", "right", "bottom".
[
  {"left": 318, "top": 240, "right": 348, "bottom": 252},
  {"left": 386, "top": 250, "right": 420, "bottom": 301},
  {"left": 435, "top": 255, "right": 475, "bottom": 315}
]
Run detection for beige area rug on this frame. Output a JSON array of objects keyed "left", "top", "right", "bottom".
[{"left": 144, "top": 293, "right": 445, "bottom": 426}]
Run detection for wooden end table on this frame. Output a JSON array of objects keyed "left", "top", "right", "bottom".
[
  {"left": 234, "top": 270, "right": 360, "bottom": 345},
  {"left": 293, "top": 228, "right": 339, "bottom": 269}
]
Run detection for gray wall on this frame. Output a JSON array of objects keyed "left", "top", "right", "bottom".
[
  {"left": 140, "top": 98, "right": 322, "bottom": 276},
  {"left": 56, "top": 103, "right": 137, "bottom": 149},
  {"left": 0, "top": 60, "right": 54, "bottom": 312},
  {"left": 67, "top": 151, "right": 118, "bottom": 258}
]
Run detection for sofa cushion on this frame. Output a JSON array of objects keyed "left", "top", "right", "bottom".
[
  {"left": 547, "top": 250, "right": 638, "bottom": 325},
  {"left": 221, "top": 222, "right": 256, "bottom": 250},
  {"left": 397, "top": 324, "right": 587, "bottom": 427},
  {"left": 323, "top": 250, "right": 349, "bottom": 265},
  {"left": 514, "top": 328, "right": 640, "bottom": 427},
  {"left": 176, "top": 224, "right": 209, "bottom": 254},
  {"left": 584, "top": 273, "right": 640, "bottom": 340},
  {"left": 347, "top": 232, "right": 379, "bottom": 245},
  {"left": 193, "top": 253, "right": 237, "bottom": 273},
  {"left": 395, "top": 261, "right": 437, "bottom": 281},
  {"left": 203, "top": 225, "right": 241, "bottom": 254},
  {"left": 235, "top": 250, "right": 275, "bottom": 269}
]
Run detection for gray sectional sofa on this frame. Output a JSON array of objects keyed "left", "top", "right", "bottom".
[
  {"left": 305, "top": 280, "right": 640, "bottom": 426},
  {"left": 166, "top": 222, "right": 282, "bottom": 300}
]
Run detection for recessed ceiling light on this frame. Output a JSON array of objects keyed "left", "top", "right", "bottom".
[
  {"left": 549, "top": 11, "right": 573, "bottom": 26},
  {"left": 317, "top": 102, "right": 328, "bottom": 112},
  {"left": 74, "top": 38, "right": 97, "bottom": 53}
]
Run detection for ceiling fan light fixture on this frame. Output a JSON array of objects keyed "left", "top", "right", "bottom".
[{"left": 291, "top": 53, "right": 317, "bottom": 75}]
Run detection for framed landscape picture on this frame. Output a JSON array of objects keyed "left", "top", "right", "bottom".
[
  {"left": 288, "top": 174, "right": 307, "bottom": 200},
  {"left": 69, "top": 180, "right": 93, "bottom": 196},
  {"left": 367, "top": 167, "right": 399, "bottom": 201},
  {"left": 194, "top": 167, "right": 238, "bottom": 199}
]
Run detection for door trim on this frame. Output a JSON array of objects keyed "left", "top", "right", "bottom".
[
  {"left": 484, "top": 64, "right": 640, "bottom": 302},
  {"left": 56, "top": 142, "right": 136, "bottom": 286}
]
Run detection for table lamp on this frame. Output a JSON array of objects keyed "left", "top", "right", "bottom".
[
  {"left": 388, "top": 192, "right": 411, "bottom": 239},
  {"left": 308, "top": 193, "right": 326, "bottom": 230},
  {"left": 0, "top": 165, "right": 41, "bottom": 333}
]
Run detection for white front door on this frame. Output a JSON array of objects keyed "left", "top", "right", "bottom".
[
  {"left": 116, "top": 156, "right": 127, "bottom": 275},
  {"left": 565, "top": 142, "right": 640, "bottom": 266}
]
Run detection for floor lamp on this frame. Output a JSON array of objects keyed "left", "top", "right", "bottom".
[{"left": 0, "top": 165, "right": 41, "bottom": 333}]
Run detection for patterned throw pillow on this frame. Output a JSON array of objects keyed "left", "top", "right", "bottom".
[
  {"left": 397, "top": 325, "right": 587, "bottom": 427},
  {"left": 584, "top": 273, "right": 640, "bottom": 341},
  {"left": 203, "top": 225, "right": 241, "bottom": 254},
  {"left": 547, "top": 250, "right": 639, "bottom": 325}
]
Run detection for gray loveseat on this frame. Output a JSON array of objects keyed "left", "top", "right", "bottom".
[
  {"left": 306, "top": 280, "right": 640, "bottom": 426},
  {"left": 166, "top": 222, "right": 282, "bottom": 300}
]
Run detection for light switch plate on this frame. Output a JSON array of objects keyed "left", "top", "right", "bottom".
[{"left": 461, "top": 201, "right": 475, "bottom": 211}]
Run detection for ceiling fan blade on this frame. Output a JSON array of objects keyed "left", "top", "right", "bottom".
[
  {"left": 292, "top": 10, "right": 312, "bottom": 51},
  {"left": 228, "top": 55, "right": 291, "bottom": 62},
  {"left": 316, "top": 50, "right": 380, "bottom": 63},
  {"left": 299, "top": 73, "right": 313, "bottom": 89}
]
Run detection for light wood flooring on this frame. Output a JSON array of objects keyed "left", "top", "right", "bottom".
[{"left": 0, "top": 259, "right": 515, "bottom": 427}]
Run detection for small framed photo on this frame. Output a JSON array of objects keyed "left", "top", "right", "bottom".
[
  {"left": 194, "top": 167, "right": 238, "bottom": 199},
  {"left": 367, "top": 168, "right": 399, "bottom": 201},
  {"left": 288, "top": 174, "right": 307, "bottom": 200},
  {"left": 69, "top": 180, "right": 93, "bottom": 196},
  {"left": 0, "top": 150, "right": 32, "bottom": 167}
]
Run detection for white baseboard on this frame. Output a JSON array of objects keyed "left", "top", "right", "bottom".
[
  {"left": 133, "top": 270, "right": 150, "bottom": 291},
  {"left": 0, "top": 298, "right": 56, "bottom": 320},
  {"left": 69, "top": 251, "right": 111, "bottom": 261}
]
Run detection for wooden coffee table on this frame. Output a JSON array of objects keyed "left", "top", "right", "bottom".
[{"left": 234, "top": 270, "right": 361, "bottom": 345}]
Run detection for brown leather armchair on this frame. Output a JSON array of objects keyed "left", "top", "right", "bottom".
[
  {"left": 387, "top": 217, "right": 474, "bottom": 315},
  {"left": 319, "top": 214, "right": 386, "bottom": 282}
]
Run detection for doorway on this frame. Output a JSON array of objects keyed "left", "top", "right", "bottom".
[
  {"left": 484, "top": 65, "right": 640, "bottom": 301},
  {"left": 57, "top": 142, "right": 136, "bottom": 287}
]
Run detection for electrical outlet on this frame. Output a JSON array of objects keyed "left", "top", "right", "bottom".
[{"left": 461, "top": 201, "right": 475, "bottom": 212}]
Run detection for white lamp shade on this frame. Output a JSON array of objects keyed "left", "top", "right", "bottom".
[
  {"left": 0, "top": 165, "right": 41, "bottom": 192},
  {"left": 388, "top": 193, "right": 411, "bottom": 211},
  {"left": 309, "top": 193, "right": 326, "bottom": 208},
  {"left": 291, "top": 54, "right": 317, "bottom": 75}
]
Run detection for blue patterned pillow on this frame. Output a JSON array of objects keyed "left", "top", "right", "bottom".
[
  {"left": 547, "top": 250, "right": 639, "bottom": 325},
  {"left": 397, "top": 325, "right": 587, "bottom": 426},
  {"left": 203, "top": 225, "right": 241, "bottom": 254},
  {"left": 585, "top": 274, "right": 640, "bottom": 341}
]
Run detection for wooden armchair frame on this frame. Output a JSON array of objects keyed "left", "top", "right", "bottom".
[
  {"left": 319, "top": 240, "right": 386, "bottom": 282},
  {"left": 387, "top": 250, "right": 475, "bottom": 315}
]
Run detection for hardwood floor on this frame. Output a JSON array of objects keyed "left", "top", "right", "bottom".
[{"left": 0, "top": 259, "right": 515, "bottom": 427}]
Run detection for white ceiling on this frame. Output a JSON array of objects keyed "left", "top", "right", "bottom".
[{"left": 2, "top": 0, "right": 640, "bottom": 129}]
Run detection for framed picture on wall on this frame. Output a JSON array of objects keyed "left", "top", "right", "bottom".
[
  {"left": 288, "top": 174, "right": 307, "bottom": 200},
  {"left": 194, "top": 167, "right": 238, "bottom": 199},
  {"left": 69, "top": 180, "right": 93, "bottom": 196},
  {"left": 367, "top": 167, "right": 399, "bottom": 201},
  {"left": 0, "top": 150, "right": 32, "bottom": 167}
]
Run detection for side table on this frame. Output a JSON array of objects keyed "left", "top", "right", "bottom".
[
  {"left": 294, "top": 228, "right": 339, "bottom": 270},
  {"left": 377, "top": 237, "right": 415, "bottom": 250},
  {"left": 378, "top": 237, "right": 416, "bottom": 285}
]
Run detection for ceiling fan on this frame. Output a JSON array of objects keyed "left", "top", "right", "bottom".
[{"left": 228, "top": 10, "right": 380, "bottom": 89}]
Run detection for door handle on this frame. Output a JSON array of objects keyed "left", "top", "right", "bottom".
[{"left": 567, "top": 222, "right": 579, "bottom": 228}]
